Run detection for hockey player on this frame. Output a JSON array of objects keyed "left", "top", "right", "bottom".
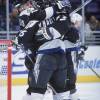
[
  {"left": 37, "top": 0, "right": 81, "bottom": 100},
  {"left": 52, "top": 13, "right": 82, "bottom": 100},
  {"left": 42, "top": 0, "right": 82, "bottom": 99},
  {"left": 63, "top": 13, "right": 83, "bottom": 100},
  {"left": 13, "top": 0, "right": 72, "bottom": 100},
  {"left": 12, "top": 0, "right": 37, "bottom": 65}
]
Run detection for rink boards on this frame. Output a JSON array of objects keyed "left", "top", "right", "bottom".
[{"left": 0, "top": 46, "right": 100, "bottom": 85}]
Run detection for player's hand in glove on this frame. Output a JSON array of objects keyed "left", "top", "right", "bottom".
[{"left": 77, "top": 45, "right": 88, "bottom": 60}]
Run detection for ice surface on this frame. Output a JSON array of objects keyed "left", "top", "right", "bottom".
[{"left": 12, "top": 83, "right": 100, "bottom": 100}]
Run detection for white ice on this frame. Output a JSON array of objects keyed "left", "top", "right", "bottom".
[{"left": 12, "top": 82, "right": 100, "bottom": 100}]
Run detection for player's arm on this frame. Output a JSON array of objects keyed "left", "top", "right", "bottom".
[
  {"left": 64, "top": 26, "right": 79, "bottom": 43},
  {"left": 17, "top": 21, "right": 39, "bottom": 70},
  {"left": 29, "top": 1, "right": 70, "bottom": 21},
  {"left": 29, "top": 6, "right": 56, "bottom": 21},
  {"left": 17, "top": 7, "right": 58, "bottom": 45},
  {"left": 17, "top": 20, "right": 39, "bottom": 45},
  {"left": 18, "top": 15, "right": 29, "bottom": 30},
  {"left": 17, "top": 7, "right": 55, "bottom": 46}
]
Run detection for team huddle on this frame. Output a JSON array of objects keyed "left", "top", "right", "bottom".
[{"left": 12, "top": 0, "right": 83, "bottom": 100}]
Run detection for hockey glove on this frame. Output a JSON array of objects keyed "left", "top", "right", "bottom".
[{"left": 77, "top": 45, "right": 88, "bottom": 60}]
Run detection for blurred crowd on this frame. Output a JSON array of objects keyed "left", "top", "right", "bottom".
[
  {"left": 84, "top": 14, "right": 100, "bottom": 39},
  {"left": 0, "top": 0, "right": 100, "bottom": 33},
  {"left": 0, "top": 0, "right": 19, "bottom": 31},
  {"left": 85, "top": 15, "right": 100, "bottom": 31},
  {"left": 0, "top": 0, "right": 6, "bottom": 31}
]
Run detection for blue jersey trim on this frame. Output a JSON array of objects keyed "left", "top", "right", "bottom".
[
  {"left": 66, "top": 47, "right": 80, "bottom": 52},
  {"left": 37, "top": 47, "right": 65, "bottom": 54}
]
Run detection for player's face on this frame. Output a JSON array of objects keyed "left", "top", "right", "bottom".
[{"left": 12, "top": 8, "right": 19, "bottom": 17}]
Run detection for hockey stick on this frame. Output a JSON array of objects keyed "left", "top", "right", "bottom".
[
  {"left": 78, "top": 57, "right": 100, "bottom": 79},
  {"left": 86, "top": 62, "right": 100, "bottom": 79},
  {"left": 70, "top": 0, "right": 92, "bottom": 15},
  {"left": 76, "top": 50, "right": 100, "bottom": 79},
  {"left": 55, "top": 0, "right": 92, "bottom": 15}
]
